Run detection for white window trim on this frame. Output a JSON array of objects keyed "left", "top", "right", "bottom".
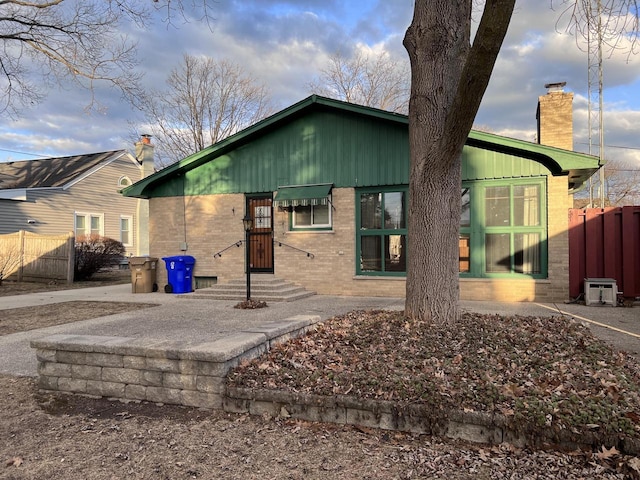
[
  {"left": 118, "top": 176, "right": 132, "bottom": 188},
  {"left": 120, "top": 215, "right": 133, "bottom": 246},
  {"left": 74, "top": 212, "right": 104, "bottom": 237},
  {"left": 291, "top": 196, "right": 332, "bottom": 229}
]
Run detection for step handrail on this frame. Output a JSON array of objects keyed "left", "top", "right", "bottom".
[
  {"left": 273, "top": 239, "right": 315, "bottom": 258},
  {"left": 212, "top": 240, "right": 244, "bottom": 258}
]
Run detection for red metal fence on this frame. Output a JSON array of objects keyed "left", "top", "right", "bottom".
[{"left": 568, "top": 207, "right": 640, "bottom": 300}]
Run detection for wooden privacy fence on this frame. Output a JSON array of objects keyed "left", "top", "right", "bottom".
[
  {"left": 0, "top": 231, "right": 75, "bottom": 284},
  {"left": 569, "top": 207, "right": 640, "bottom": 300}
]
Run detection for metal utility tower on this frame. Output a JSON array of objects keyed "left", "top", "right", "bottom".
[{"left": 586, "top": 0, "right": 605, "bottom": 207}]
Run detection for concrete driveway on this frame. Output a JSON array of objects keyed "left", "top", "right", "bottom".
[{"left": 0, "top": 284, "right": 637, "bottom": 376}]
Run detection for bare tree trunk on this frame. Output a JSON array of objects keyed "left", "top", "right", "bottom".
[{"left": 403, "top": 0, "right": 515, "bottom": 325}]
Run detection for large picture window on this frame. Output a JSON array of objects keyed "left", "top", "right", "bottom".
[
  {"left": 460, "top": 179, "right": 547, "bottom": 277},
  {"left": 357, "top": 187, "right": 407, "bottom": 276}
]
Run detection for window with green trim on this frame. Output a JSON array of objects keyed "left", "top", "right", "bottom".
[
  {"left": 460, "top": 178, "right": 547, "bottom": 277},
  {"left": 356, "top": 187, "right": 407, "bottom": 275}
]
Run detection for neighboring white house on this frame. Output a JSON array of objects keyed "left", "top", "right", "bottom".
[{"left": 0, "top": 137, "right": 155, "bottom": 256}]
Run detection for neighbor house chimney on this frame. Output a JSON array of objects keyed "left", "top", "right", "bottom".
[
  {"left": 135, "top": 134, "right": 155, "bottom": 178},
  {"left": 536, "top": 82, "right": 574, "bottom": 150},
  {"left": 134, "top": 134, "right": 154, "bottom": 256}
]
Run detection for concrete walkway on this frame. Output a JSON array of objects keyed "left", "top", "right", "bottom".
[{"left": 0, "top": 283, "right": 638, "bottom": 376}]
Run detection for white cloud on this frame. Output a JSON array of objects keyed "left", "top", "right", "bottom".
[{"left": 0, "top": 0, "right": 638, "bottom": 172}]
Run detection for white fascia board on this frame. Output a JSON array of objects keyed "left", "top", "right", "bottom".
[{"left": 0, "top": 189, "right": 27, "bottom": 201}]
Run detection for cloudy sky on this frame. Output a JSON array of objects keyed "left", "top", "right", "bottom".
[{"left": 1, "top": 0, "right": 639, "bottom": 168}]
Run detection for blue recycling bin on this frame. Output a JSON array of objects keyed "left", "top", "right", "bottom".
[{"left": 162, "top": 255, "right": 196, "bottom": 294}]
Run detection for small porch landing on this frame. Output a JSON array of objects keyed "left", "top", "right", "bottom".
[{"left": 187, "top": 275, "right": 316, "bottom": 302}]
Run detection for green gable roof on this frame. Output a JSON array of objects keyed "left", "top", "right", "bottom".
[{"left": 122, "top": 95, "right": 601, "bottom": 199}]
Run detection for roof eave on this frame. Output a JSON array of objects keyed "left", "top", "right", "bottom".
[
  {"left": 0, "top": 188, "right": 28, "bottom": 201},
  {"left": 567, "top": 167, "right": 601, "bottom": 193},
  {"left": 467, "top": 130, "right": 601, "bottom": 191}
]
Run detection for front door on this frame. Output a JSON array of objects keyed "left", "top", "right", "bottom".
[{"left": 247, "top": 195, "right": 274, "bottom": 273}]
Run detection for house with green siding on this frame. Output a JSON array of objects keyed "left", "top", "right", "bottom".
[{"left": 122, "top": 95, "right": 600, "bottom": 302}]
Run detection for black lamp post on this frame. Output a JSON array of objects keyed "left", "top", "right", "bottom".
[{"left": 242, "top": 213, "right": 253, "bottom": 301}]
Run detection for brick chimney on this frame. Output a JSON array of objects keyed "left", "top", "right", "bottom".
[
  {"left": 536, "top": 82, "right": 573, "bottom": 150},
  {"left": 135, "top": 134, "right": 155, "bottom": 178}
]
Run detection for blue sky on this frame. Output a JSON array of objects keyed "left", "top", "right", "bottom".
[{"left": 0, "top": 0, "right": 638, "bottom": 167}]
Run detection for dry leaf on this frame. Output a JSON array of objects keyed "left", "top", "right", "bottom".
[
  {"left": 595, "top": 445, "right": 619, "bottom": 460},
  {"left": 501, "top": 383, "right": 523, "bottom": 398},
  {"left": 627, "top": 457, "right": 640, "bottom": 473},
  {"left": 626, "top": 412, "right": 640, "bottom": 423}
]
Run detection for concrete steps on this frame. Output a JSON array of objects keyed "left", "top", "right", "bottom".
[{"left": 186, "top": 276, "right": 316, "bottom": 302}]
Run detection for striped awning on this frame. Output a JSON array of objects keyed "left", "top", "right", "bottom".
[{"left": 273, "top": 184, "right": 332, "bottom": 207}]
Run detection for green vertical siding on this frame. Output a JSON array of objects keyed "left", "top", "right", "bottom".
[
  {"left": 146, "top": 110, "right": 410, "bottom": 197},
  {"left": 144, "top": 111, "right": 552, "bottom": 198},
  {"left": 461, "top": 146, "right": 549, "bottom": 180}
]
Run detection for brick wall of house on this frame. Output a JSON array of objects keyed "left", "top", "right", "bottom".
[
  {"left": 149, "top": 179, "right": 571, "bottom": 302},
  {"left": 273, "top": 188, "right": 406, "bottom": 297},
  {"left": 149, "top": 194, "right": 248, "bottom": 289}
]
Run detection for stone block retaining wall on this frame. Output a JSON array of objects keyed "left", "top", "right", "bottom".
[
  {"left": 31, "top": 314, "right": 640, "bottom": 455},
  {"left": 31, "top": 315, "right": 319, "bottom": 409},
  {"left": 222, "top": 388, "right": 639, "bottom": 455}
]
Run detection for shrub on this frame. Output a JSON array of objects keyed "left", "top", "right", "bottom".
[
  {"left": 0, "top": 244, "right": 21, "bottom": 286},
  {"left": 74, "top": 234, "right": 125, "bottom": 281}
]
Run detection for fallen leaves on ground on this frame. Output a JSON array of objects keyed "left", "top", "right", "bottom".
[
  {"left": 229, "top": 310, "right": 640, "bottom": 441},
  {"left": 1, "top": 374, "right": 638, "bottom": 479},
  {"left": 234, "top": 299, "right": 268, "bottom": 309},
  {"left": 5, "top": 456, "right": 23, "bottom": 468}
]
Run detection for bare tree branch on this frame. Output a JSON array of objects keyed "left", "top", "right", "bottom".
[
  {"left": 0, "top": 0, "right": 155, "bottom": 116},
  {"left": 137, "top": 54, "right": 275, "bottom": 167},
  {"left": 606, "top": 154, "right": 640, "bottom": 203},
  {"left": 307, "top": 50, "right": 409, "bottom": 114},
  {"left": 553, "top": 0, "right": 640, "bottom": 56},
  {"left": 0, "top": 0, "right": 219, "bottom": 117},
  {"left": 0, "top": 241, "right": 22, "bottom": 285}
]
